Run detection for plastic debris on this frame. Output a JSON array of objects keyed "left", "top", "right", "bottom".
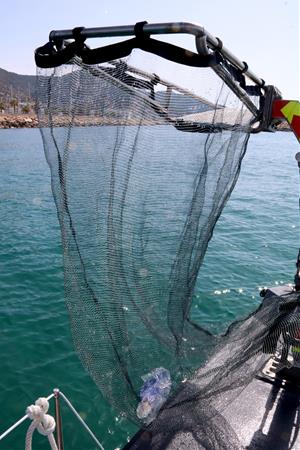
[{"left": 136, "top": 368, "right": 171, "bottom": 424}]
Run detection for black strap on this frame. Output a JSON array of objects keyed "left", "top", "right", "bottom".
[
  {"left": 215, "top": 37, "right": 223, "bottom": 50},
  {"left": 82, "top": 36, "right": 218, "bottom": 67},
  {"left": 80, "top": 38, "right": 138, "bottom": 64},
  {"left": 35, "top": 27, "right": 88, "bottom": 68},
  {"left": 137, "top": 37, "right": 217, "bottom": 67},
  {"left": 35, "top": 22, "right": 219, "bottom": 68},
  {"left": 35, "top": 41, "right": 79, "bottom": 68},
  {"left": 241, "top": 61, "right": 248, "bottom": 74},
  {"left": 134, "top": 21, "right": 148, "bottom": 38},
  {"left": 72, "top": 27, "right": 86, "bottom": 45},
  {"left": 218, "top": 54, "right": 263, "bottom": 97}
]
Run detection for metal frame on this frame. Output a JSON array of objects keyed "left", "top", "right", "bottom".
[{"left": 49, "top": 21, "right": 264, "bottom": 87}]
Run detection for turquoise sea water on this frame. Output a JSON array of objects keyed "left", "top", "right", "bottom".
[{"left": 0, "top": 128, "right": 299, "bottom": 449}]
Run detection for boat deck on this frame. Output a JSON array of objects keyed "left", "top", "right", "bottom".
[
  {"left": 124, "top": 372, "right": 300, "bottom": 449},
  {"left": 124, "top": 287, "right": 300, "bottom": 449}
]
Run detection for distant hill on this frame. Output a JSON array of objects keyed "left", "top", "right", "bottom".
[
  {"left": 0, "top": 67, "right": 35, "bottom": 103},
  {"left": 0, "top": 66, "right": 214, "bottom": 117},
  {"left": 33, "top": 70, "right": 214, "bottom": 118}
]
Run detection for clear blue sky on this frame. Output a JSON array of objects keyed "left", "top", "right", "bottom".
[{"left": 1, "top": 0, "right": 299, "bottom": 98}]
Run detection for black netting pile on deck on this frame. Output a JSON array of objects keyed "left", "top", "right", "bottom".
[{"left": 36, "top": 50, "right": 300, "bottom": 449}]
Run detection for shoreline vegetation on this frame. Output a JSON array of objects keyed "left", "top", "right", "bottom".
[{"left": 0, "top": 113, "right": 292, "bottom": 131}]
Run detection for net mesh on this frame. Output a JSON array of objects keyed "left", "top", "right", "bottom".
[{"left": 36, "top": 50, "right": 300, "bottom": 448}]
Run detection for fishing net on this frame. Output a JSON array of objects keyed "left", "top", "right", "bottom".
[{"left": 36, "top": 49, "right": 300, "bottom": 448}]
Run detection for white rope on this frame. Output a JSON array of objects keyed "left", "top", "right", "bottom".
[
  {"left": 0, "top": 394, "right": 54, "bottom": 441},
  {"left": 25, "top": 397, "right": 58, "bottom": 450}
]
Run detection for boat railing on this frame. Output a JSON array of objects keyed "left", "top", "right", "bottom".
[{"left": 0, "top": 388, "right": 105, "bottom": 450}]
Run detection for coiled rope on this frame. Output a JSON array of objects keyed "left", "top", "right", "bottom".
[{"left": 25, "top": 397, "right": 58, "bottom": 450}]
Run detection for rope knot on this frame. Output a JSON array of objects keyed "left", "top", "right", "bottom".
[
  {"left": 26, "top": 397, "right": 49, "bottom": 420},
  {"left": 25, "top": 397, "right": 58, "bottom": 450},
  {"left": 37, "top": 414, "right": 56, "bottom": 436}
]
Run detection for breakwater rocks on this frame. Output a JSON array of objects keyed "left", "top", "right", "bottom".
[
  {"left": 0, "top": 114, "right": 160, "bottom": 128},
  {"left": 0, "top": 113, "right": 293, "bottom": 131},
  {"left": 0, "top": 114, "right": 38, "bottom": 129}
]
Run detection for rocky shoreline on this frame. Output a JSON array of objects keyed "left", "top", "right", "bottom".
[
  {"left": 0, "top": 114, "right": 38, "bottom": 129},
  {"left": 0, "top": 113, "right": 293, "bottom": 131}
]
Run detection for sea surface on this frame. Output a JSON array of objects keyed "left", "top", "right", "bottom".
[{"left": 0, "top": 128, "right": 299, "bottom": 449}]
